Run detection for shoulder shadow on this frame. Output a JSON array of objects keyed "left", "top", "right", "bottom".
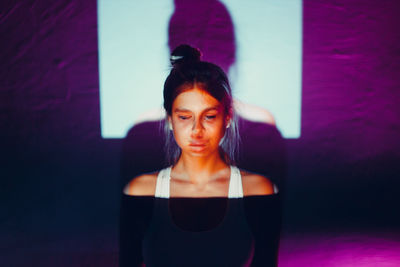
[
  {"left": 240, "top": 170, "right": 276, "bottom": 196},
  {"left": 123, "top": 172, "right": 159, "bottom": 196}
]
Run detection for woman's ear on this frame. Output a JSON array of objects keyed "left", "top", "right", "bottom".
[
  {"left": 168, "top": 116, "right": 173, "bottom": 130},
  {"left": 226, "top": 106, "right": 233, "bottom": 128},
  {"left": 225, "top": 115, "right": 231, "bottom": 129}
]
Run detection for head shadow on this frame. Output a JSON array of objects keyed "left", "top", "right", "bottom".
[{"left": 168, "top": 0, "right": 236, "bottom": 74}]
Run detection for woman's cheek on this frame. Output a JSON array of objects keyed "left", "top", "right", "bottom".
[{"left": 174, "top": 123, "right": 190, "bottom": 141}]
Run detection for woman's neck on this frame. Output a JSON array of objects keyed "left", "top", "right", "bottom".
[{"left": 173, "top": 152, "right": 229, "bottom": 186}]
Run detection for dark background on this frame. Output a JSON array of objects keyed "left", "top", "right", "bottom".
[{"left": 1, "top": 0, "right": 400, "bottom": 266}]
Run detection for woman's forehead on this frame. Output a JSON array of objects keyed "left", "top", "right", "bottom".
[
  {"left": 174, "top": 106, "right": 221, "bottom": 113},
  {"left": 173, "top": 88, "right": 222, "bottom": 112}
]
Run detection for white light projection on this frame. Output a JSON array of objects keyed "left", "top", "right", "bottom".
[{"left": 98, "top": 0, "right": 302, "bottom": 138}]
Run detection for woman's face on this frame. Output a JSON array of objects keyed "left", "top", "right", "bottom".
[{"left": 169, "top": 86, "right": 230, "bottom": 158}]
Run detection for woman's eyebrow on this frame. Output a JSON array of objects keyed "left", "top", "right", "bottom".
[{"left": 174, "top": 106, "right": 221, "bottom": 113}]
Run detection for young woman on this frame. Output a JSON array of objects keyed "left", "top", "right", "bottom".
[{"left": 120, "top": 45, "right": 281, "bottom": 267}]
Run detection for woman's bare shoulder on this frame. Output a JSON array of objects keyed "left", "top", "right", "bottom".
[
  {"left": 240, "top": 170, "right": 275, "bottom": 196},
  {"left": 123, "top": 172, "right": 159, "bottom": 196}
]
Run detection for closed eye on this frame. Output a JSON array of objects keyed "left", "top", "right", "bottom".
[
  {"left": 179, "top": 116, "right": 191, "bottom": 120},
  {"left": 205, "top": 115, "right": 216, "bottom": 120}
]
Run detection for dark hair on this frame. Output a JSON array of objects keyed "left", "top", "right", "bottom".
[{"left": 162, "top": 44, "right": 240, "bottom": 166}]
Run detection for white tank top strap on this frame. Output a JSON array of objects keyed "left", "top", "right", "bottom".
[
  {"left": 273, "top": 184, "right": 279, "bottom": 194},
  {"left": 154, "top": 167, "right": 171, "bottom": 198},
  {"left": 228, "top": 165, "right": 244, "bottom": 198}
]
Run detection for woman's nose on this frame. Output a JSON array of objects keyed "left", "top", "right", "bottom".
[{"left": 191, "top": 119, "right": 204, "bottom": 135}]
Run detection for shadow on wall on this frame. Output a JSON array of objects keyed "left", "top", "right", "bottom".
[
  {"left": 168, "top": 0, "right": 236, "bottom": 74},
  {"left": 120, "top": 0, "right": 287, "bottom": 191}
]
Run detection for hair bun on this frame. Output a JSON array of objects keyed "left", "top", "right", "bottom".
[{"left": 170, "top": 44, "right": 201, "bottom": 66}]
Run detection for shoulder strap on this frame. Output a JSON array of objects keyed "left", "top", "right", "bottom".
[
  {"left": 228, "top": 165, "right": 244, "bottom": 198},
  {"left": 273, "top": 184, "right": 279, "bottom": 194},
  {"left": 154, "top": 167, "right": 171, "bottom": 198}
]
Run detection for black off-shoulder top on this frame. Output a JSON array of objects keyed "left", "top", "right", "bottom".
[{"left": 119, "top": 193, "right": 281, "bottom": 267}]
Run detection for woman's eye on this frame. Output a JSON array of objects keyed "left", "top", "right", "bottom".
[
  {"left": 179, "top": 116, "right": 190, "bottom": 120},
  {"left": 205, "top": 115, "right": 216, "bottom": 120}
]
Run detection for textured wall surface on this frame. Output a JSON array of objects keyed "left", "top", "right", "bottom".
[{"left": 1, "top": 0, "right": 400, "bottom": 266}]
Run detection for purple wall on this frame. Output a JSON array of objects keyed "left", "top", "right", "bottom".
[{"left": 1, "top": 0, "right": 399, "bottom": 266}]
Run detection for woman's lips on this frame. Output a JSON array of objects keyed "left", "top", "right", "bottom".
[
  {"left": 189, "top": 142, "right": 206, "bottom": 146},
  {"left": 189, "top": 142, "right": 207, "bottom": 151}
]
